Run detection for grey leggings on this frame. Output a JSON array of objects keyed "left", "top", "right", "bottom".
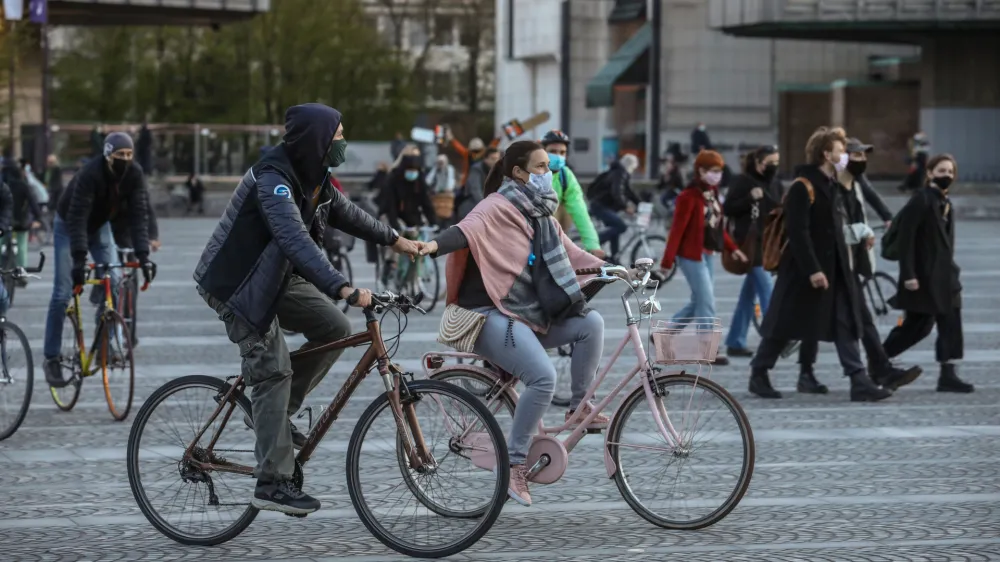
[{"left": 473, "top": 308, "right": 605, "bottom": 465}]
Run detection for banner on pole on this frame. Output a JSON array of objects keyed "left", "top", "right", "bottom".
[
  {"left": 29, "top": 0, "right": 47, "bottom": 24},
  {"left": 3, "top": 0, "right": 24, "bottom": 21}
]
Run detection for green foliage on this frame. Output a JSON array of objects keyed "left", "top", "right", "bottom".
[{"left": 50, "top": 0, "right": 415, "bottom": 140}]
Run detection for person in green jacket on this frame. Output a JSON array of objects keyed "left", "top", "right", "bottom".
[{"left": 541, "top": 130, "right": 603, "bottom": 257}]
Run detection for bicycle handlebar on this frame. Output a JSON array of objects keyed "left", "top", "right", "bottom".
[
  {"left": 0, "top": 252, "right": 45, "bottom": 279},
  {"left": 368, "top": 291, "right": 427, "bottom": 315}
]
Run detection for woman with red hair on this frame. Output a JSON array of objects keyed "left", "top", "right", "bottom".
[{"left": 662, "top": 150, "right": 747, "bottom": 365}]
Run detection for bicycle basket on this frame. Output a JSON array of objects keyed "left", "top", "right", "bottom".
[
  {"left": 635, "top": 202, "right": 654, "bottom": 229},
  {"left": 651, "top": 318, "right": 722, "bottom": 364}
]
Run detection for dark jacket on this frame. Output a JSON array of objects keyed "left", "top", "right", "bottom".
[
  {"left": 136, "top": 125, "right": 153, "bottom": 175},
  {"left": 457, "top": 160, "right": 490, "bottom": 220},
  {"left": 889, "top": 186, "right": 960, "bottom": 315},
  {"left": 856, "top": 174, "right": 892, "bottom": 222},
  {"left": 57, "top": 157, "right": 150, "bottom": 263},
  {"left": 384, "top": 165, "right": 438, "bottom": 230},
  {"left": 589, "top": 160, "right": 639, "bottom": 211},
  {"left": 186, "top": 177, "right": 205, "bottom": 203},
  {"left": 2, "top": 161, "right": 42, "bottom": 231},
  {"left": 723, "top": 169, "right": 784, "bottom": 267},
  {"left": 194, "top": 103, "right": 398, "bottom": 334},
  {"left": 0, "top": 182, "right": 12, "bottom": 236},
  {"left": 112, "top": 196, "right": 159, "bottom": 248},
  {"left": 759, "top": 164, "right": 863, "bottom": 342},
  {"left": 46, "top": 165, "right": 64, "bottom": 209}
]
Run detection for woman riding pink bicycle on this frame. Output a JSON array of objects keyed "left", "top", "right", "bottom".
[{"left": 421, "top": 141, "right": 607, "bottom": 506}]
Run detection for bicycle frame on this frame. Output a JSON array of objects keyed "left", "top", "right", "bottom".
[
  {"left": 185, "top": 307, "right": 435, "bottom": 477},
  {"left": 68, "top": 262, "right": 144, "bottom": 376}
]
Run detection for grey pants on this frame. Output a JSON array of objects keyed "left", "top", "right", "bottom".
[
  {"left": 201, "top": 276, "right": 352, "bottom": 482},
  {"left": 473, "top": 308, "right": 604, "bottom": 465}
]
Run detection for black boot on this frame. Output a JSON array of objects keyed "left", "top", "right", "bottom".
[
  {"left": 796, "top": 366, "right": 828, "bottom": 394},
  {"left": 937, "top": 363, "right": 974, "bottom": 393},
  {"left": 872, "top": 364, "right": 922, "bottom": 391},
  {"left": 849, "top": 371, "right": 892, "bottom": 402},
  {"left": 748, "top": 367, "right": 782, "bottom": 399}
]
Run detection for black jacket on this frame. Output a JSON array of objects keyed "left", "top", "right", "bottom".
[
  {"left": 46, "top": 165, "right": 64, "bottom": 209},
  {"left": 194, "top": 103, "right": 398, "bottom": 334},
  {"left": 589, "top": 160, "right": 639, "bottom": 211},
  {"left": 759, "top": 165, "right": 863, "bottom": 342},
  {"left": 2, "top": 161, "right": 42, "bottom": 230},
  {"left": 0, "top": 182, "right": 12, "bottom": 236},
  {"left": 57, "top": 158, "right": 150, "bottom": 263},
  {"left": 889, "top": 186, "right": 960, "bottom": 315},
  {"left": 384, "top": 168, "right": 438, "bottom": 230},
  {"left": 112, "top": 196, "right": 159, "bottom": 249},
  {"left": 723, "top": 170, "right": 784, "bottom": 267}
]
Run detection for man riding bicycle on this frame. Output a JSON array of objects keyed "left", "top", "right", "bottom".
[
  {"left": 43, "top": 132, "right": 156, "bottom": 388},
  {"left": 194, "top": 103, "right": 421, "bottom": 516},
  {"left": 540, "top": 130, "right": 604, "bottom": 258}
]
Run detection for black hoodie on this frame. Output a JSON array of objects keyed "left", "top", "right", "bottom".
[{"left": 194, "top": 103, "right": 397, "bottom": 334}]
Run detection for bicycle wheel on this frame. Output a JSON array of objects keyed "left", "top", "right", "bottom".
[
  {"left": 607, "top": 372, "right": 754, "bottom": 530},
  {"left": 101, "top": 309, "right": 135, "bottom": 421},
  {"left": 551, "top": 345, "right": 572, "bottom": 407},
  {"left": 430, "top": 368, "right": 516, "bottom": 433},
  {"left": 1, "top": 246, "right": 15, "bottom": 307},
  {"left": 865, "top": 271, "right": 897, "bottom": 323},
  {"left": 347, "top": 379, "right": 509, "bottom": 559},
  {"left": 118, "top": 275, "right": 139, "bottom": 346},
  {"left": 419, "top": 255, "right": 440, "bottom": 312},
  {"left": 50, "top": 310, "right": 83, "bottom": 411},
  {"left": 0, "top": 320, "right": 33, "bottom": 441},
  {"left": 127, "top": 374, "right": 258, "bottom": 546},
  {"left": 630, "top": 234, "right": 676, "bottom": 281}
]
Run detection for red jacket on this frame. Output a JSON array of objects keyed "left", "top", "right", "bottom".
[
  {"left": 662, "top": 182, "right": 737, "bottom": 269},
  {"left": 330, "top": 176, "right": 344, "bottom": 193}
]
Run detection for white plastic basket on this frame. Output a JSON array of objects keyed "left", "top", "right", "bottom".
[
  {"left": 651, "top": 318, "right": 722, "bottom": 364},
  {"left": 635, "top": 202, "right": 654, "bottom": 228}
]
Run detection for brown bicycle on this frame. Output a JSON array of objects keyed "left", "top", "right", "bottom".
[{"left": 125, "top": 292, "right": 509, "bottom": 559}]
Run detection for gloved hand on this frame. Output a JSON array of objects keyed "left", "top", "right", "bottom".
[
  {"left": 71, "top": 260, "right": 87, "bottom": 289},
  {"left": 140, "top": 259, "right": 157, "bottom": 286}
]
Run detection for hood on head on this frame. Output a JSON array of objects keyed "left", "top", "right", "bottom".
[{"left": 283, "top": 103, "right": 342, "bottom": 186}]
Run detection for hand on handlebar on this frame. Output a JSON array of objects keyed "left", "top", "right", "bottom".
[{"left": 340, "top": 286, "right": 373, "bottom": 308}]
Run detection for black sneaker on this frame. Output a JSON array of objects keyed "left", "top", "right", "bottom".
[
  {"left": 749, "top": 368, "right": 782, "bottom": 399},
  {"left": 251, "top": 479, "right": 320, "bottom": 515},
  {"left": 44, "top": 358, "right": 70, "bottom": 388},
  {"left": 727, "top": 347, "right": 754, "bottom": 358}
]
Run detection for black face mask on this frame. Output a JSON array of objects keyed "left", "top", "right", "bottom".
[
  {"left": 846, "top": 160, "right": 867, "bottom": 177},
  {"left": 109, "top": 158, "right": 130, "bottom": 179},
  {"left": 762, "top": 163, "right": 778, "bottom": 179},
  {"left": 932, "top": 176, "right": 953, "bottom": 191}
]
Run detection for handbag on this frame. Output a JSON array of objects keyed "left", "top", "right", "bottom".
[
  {"left": 722, "top": 203, "right": 758, "bottom": 275},
  {"left": 437, "top": 304, "right": 487, "bottom": 353}
]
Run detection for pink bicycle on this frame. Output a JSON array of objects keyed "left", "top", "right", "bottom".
[{"left": 423, "top": 258, "right": 755, "bottom": 530}]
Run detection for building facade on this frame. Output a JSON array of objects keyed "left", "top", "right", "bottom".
[{"left": 496, "top": 0, "right": 917, "bottom": 175}]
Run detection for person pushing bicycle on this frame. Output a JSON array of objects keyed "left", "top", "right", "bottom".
[
  {"left": 43, "top": 132, "right": 156, "bottom": 389},
  {"left": 194, "top": 103, "right": 422, "bottom": 516}
]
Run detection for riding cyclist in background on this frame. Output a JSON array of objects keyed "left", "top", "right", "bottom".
[
  {"left": 43, "top": 132, "right": 156, "bottom": 388},
  {"left": 587, "top": 153, "right": 641, "bottom": 262},
  {"left": 540, "top": 130, "right": 604, "bottom": 258}
]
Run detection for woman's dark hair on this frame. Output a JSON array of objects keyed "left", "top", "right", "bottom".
[
  {"left": 483, "top": 140, "right": 543, "bottom": 197},
  {"left": 742, "top": 145, "right": 778, "bottom": 174}
]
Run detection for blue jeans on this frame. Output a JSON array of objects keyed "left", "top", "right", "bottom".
[
  {"left": 43, "top": 217, "right": 119, "bottom": 359},
  {"left": 591, "top": 202, "right": 627, "bottom": 257},
  {"left": 724, "top": 266, "right": 773, "bottom": 349},
  {"left": 672, "top": 254, "right": 716, "bottom": 326}
]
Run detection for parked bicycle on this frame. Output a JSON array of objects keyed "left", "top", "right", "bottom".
[
  {"left": 376, "top": 225, "right": 441, "bottom": 312},
  {"left": 126, "top": 292, "right": 509, "bottom": 558},
  {"left": 50, "top": 260, "right": 147, "bottom": 421},
  {"left": 0, "top": 253, "right": 45, "bottom": 441},
  {"left": 425, "top": 259, "right": 754, "bottom": 530}
]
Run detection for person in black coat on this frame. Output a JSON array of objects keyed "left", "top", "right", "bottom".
[
  {"left": 721, "top": 145, "right": 783, "bottom": 357},
  {"left": 882, "top": 154, "right": 973, "bottom": 393},
  {"left": 45, "top": 154, "right": 64, "bottom": 210},
  {"left": 748, "top": 127, "right": 907, "bottom": 402}
]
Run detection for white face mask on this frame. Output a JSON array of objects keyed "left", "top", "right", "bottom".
[
  {"left": 702, "top": 170, "right": 723, "bottom": 186},
  {"left": 527, "top": 170, "right": 553, "bottom": 191},
  {"left": 833, "top": 153, "right": 849, "bottom": 173}
]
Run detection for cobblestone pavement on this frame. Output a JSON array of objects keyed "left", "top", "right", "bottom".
[{"left": 1, "top": 218, "right": 998, "bottom": 562}]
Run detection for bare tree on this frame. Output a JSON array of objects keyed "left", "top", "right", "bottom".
[{"left": 376, "top": 0, "right": 449, "bottom": 102}]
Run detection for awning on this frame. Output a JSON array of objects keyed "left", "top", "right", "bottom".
[
  {"left": 585, "top": 23, "right": 652, "bottom": 108},
  {"left": 608, "top": 0, "right": 646, "bottom": 23}
]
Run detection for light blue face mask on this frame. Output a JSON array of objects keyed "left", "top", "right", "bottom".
[
  {"left": 528, "top": 170, "right": 554, "bottom": 191},
  {"left": 404, "top": 170, "right": 419, "bottom": 181},
  {"left": 547, "top": 153, "right": 566, "bottom": 172}
]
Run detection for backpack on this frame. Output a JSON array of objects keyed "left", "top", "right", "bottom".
[
  {"left": 586, "top": 168, "right": 613, "bottom": 201},
  {"left": 880, "top": 209, "right": 904, "bottom": 261},
  {"left": 761, "top": 177, "right": 815, "bottom": 272}
]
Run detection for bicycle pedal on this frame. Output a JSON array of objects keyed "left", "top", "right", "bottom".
[
  {"left": 586, "top": 427, "right": 604, "bottom": 435},
  {"left": 285, "top": 512, "right": 308, "bottom": 518}
]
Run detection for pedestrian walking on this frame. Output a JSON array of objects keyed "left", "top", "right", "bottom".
[
  {"left": 748, "top": 127, "right": 906, "bottom": 402},
  {"left": 721, "top": 145, "right": 783, "bottom": 357},
  {"left": 881, "top": 154, "right": 973, "bottom": 393}
]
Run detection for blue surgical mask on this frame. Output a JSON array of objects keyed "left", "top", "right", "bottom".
[
  {"left": 404, "top": 170, "right": 419, "bottom": 182},
  {"left": 548, "top": 153, "right": 566, "bottom": 172},
  {"left": 528, "top": 171, "right": 553, "bottom": 191}
]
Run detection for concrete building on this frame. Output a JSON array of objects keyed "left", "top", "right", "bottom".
[{"left": 496, "top": 0, "right": 918, "bottom": 176}]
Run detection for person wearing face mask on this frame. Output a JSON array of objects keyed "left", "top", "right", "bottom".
[
  {"left": 587, "top": 153, "right": 641, "bottom": 259},
  {"left": 748, "top": 127, "right": 900, "bottom": 402},
  {"left": 721, "top": 145, "right": 783, "bottom": 357},
  {"left": 195, "top": 104, "right": 422, "bottom": 515},
  {"left": 881, "top": 154, "right": 973, "bottom": 393},
  {"left": 456, "top": 147, "right": 499, "bottom": 221},
  {"left": 662, "top": 150, "right": 747, "bottom": 366},
  {"left": 421, "top": 140, "right": 607, "bottom": 507},
  {"left": 540, "top": 130, "right": 602, "bottom": 256},
  {"left": 795, "top": 139, "right": 919, "bottom": 394},
  {"left": 384, "top": 154, "right": 439, "bottom": 232},
  {"left": 43, "top": 132, "right": 155, "bottom": 388}
]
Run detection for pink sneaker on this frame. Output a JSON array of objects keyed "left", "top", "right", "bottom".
[
  {"left": 565, "top": 402, "right": 609, "bottom": 429},
  {"left": 506, "top": 464, "right": 532, "bottom": 506}
]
